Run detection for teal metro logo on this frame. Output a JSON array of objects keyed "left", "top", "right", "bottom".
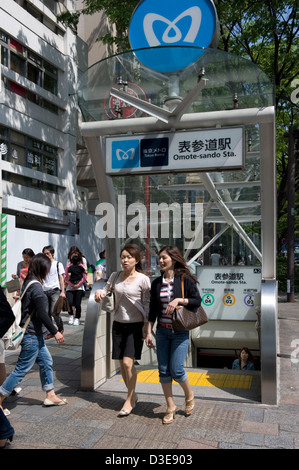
[
  {"left": 129, "top": 0, "right": 218, "bottom": 72},
  {"left": 111, "top": 140, "right": 140, "bottom": 169}
]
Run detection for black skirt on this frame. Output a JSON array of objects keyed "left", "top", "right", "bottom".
[{"left": 112, "top": 321, "right": 144, "bottom": 360}]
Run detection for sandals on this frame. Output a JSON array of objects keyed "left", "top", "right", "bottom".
[
  {"left": 162, "top": 406, "right": 177, "bottom": 424},
  {"left": 185, "top": 395, "right": 195, "bottom": 416},
  {"left": 118, "top": 395, "right": 138, "bottom": 417}
]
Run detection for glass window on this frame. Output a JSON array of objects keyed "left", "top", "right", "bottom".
[
  {"left": 0, "top": 30, "right": 59, "bottom": 106},
  {"left": 27, "top": 62, "right": 42, "bottom": 86},
  {"left": 27, "top": 51, "right": 42, "bottom": 67},
  {"left": 44, "top": 61, "right": 57, "bottom": 76},
  {"left": 1, "top": 125, "right": 59, "bottom": 192},
  {"left": 11, "top": 130, "right": 25, "bottom": 145},
  {"left": 26, "top": 3, "right": 42, "bottom": 21},
  {"left": 41, "top": 0, "right": 57, "bottom": 14},
  {"left": 0, "top": 31, "right": 8, "bottom": 43},
  {"left": 43, "top": 155, "right": 57, "bottom": 175},
  {"left": 0, "top": 141, "right": 9, "bottom": 160},
  {"left": 10, "top": 39, "right": 24, "bottom": 56},
  {"left": 27, "top": 90, "right": 41, "bottom": 105},
  {"left": 10, "top": 144, "right": 26, "bottom": 166},
  {"left": 10, "top": 53, "right": 26, "bottom": 76},
  {"left": 27, "top": 150, "right": 42, "bottom": 171},
  {"left": 0, "top": 125, "right": 9, "bottom": 139},
  {"left": 1, "top": 46, "right": 8, "bottom": 67},
  {"left": 44, "top": 72, "right": 57, "bottom": 95}
]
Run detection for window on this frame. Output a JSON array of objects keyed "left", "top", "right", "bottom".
[
  {"left": 1, "top": 127, "right": 59, "bottom": 184},
  {"left": 0, "top": 30, "right": 59, "bottom": 112},
  {"left": 13, "top": 1, "right": 63, "bottom": 35}
]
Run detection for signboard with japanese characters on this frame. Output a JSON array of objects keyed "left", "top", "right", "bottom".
[
  {"left": 196, "top": 266, "right": 261, "bottom": 321},
  {"left": 105, "top": 127, "right": 244, "bottom": 175}
]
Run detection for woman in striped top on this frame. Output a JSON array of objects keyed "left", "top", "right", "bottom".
[{"left": 146, "top": 246, "right": 201, "bottom": 424}]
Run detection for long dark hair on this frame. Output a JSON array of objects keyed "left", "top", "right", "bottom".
[
  {"left": 26, "top": 253, "right": 51, "bottom": 283},
  {"left": 121, "top": 244, "right": 144, "bottom": 273},
  {"left": 68, "top": 246, "right": 83, "bottom": 261},
  {"left": 158, "top": 245, "right": 198, "bottom": 282}
]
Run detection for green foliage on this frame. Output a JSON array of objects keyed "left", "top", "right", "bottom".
[{"left": 277, "top": 257, "right": 299, "bottom": 292}]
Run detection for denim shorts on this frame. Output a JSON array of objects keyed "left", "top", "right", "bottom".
[{"left": 156, "top": 325, "right": 189, "bottom": 384}]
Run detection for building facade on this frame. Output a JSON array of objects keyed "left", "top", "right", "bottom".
[{"left": 0, "top": 0, "right": 101, "bottom": 282}]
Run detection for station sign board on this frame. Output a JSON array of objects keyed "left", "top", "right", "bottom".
[
  {"left": 129, "top": 0, "right": 219, "bottom": 72},
  {"left": 196, "top": 266, "right": 261, "bottom": 321},
  {"left": 106, "top": 127, "right": 244, "bottom": 175}
]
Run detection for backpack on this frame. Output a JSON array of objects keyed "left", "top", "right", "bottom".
[{"left": 2, "top": 280, "right": 40, "bottom": 350}]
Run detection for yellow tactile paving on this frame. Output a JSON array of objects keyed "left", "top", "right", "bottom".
[{"left": 122, "top": 370, "right": 253, "bottom": 389}]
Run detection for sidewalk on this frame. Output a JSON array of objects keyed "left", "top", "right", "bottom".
[{"left": 2, "top": 293, "right": 299, "bottom": 450}]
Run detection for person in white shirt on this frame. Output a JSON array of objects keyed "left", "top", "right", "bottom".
[
  {"left": 96, "top": 250, "right": 106, "bottom": 280},
  {"left": 42, "top": 245, "right": 65, "bottom": 336}
]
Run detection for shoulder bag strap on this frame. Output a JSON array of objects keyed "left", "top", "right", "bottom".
[
  {"left": 20, "top": 280, "right": 41, "bottom": 327},
  {"left": 19, "top": 280, "right": 40, "bottom": 300},
  {"left": 110, "top": 271, "right": 121, "bottom": 292},
  {"left": 181, "top": 275, "right": 185, "bottom": 299}
]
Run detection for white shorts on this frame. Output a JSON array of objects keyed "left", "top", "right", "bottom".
[{"left": 0, "top": 339, "right": 5, "bottom": 363}]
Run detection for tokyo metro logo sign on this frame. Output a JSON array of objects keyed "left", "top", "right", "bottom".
[
  {"left": 143, "top": 7, "right": 202, "bottom": 47},
  {"left": 129, "top": 0, "right": 219, "bottom": 72}
]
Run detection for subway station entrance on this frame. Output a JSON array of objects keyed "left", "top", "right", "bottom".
[{"left": 78, "top": 46, "right": 277, "bottom": 405}]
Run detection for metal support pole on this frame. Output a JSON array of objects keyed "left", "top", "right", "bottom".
[
  {"left": 287, "top": 126, "right": 295, "bottom": 302},
  {"left": 83, "top": 136, "right": 120, "bottom": 276}
]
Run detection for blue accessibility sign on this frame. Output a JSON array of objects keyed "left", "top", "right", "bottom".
[{"left": 129, "top": 0, "right": 219, "bottom": 72}]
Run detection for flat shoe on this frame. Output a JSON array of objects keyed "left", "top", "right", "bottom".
[{"left": 43, "top": 398, "right": 68, "bottom": 406}]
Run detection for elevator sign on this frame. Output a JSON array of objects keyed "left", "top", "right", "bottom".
[
  {"left": 106, "top": 127, "right": 244, "bottom": 175},
  {"left": 129, "top": 0, "right": 219, "bottom": 72}
]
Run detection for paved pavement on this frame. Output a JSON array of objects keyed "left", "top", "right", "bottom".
[{"left": 1, "top": 292, "right": 299, "bottom": 454}]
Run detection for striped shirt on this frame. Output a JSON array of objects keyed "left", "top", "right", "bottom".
[{"left": 158, "top": 277, "right": 174, "bottom": 327}]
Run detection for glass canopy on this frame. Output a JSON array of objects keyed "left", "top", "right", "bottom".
[
  {"left": 78, "top": 47, "right": 274, "bottom": 275},
  {"left": 78, "top": 46, "right": 274, "bottom": 122}
]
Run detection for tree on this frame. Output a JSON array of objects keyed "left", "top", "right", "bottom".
[
  {"left": 60, "top": 0, "right": 299, "bottom": 247},
  {"left": 214, "top": 0, "right": 299, "bottom": 250}
]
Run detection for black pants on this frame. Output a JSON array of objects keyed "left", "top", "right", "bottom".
[
  {"left": 66, "top": 290, "right": 84, "bottom": 319},
  {"left": 44, "top": 289, "right": 64, "bottom": 332}
]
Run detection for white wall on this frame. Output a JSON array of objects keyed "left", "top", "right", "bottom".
[{"left": 4, "top": 211, "right": 103, "bottom": 282}]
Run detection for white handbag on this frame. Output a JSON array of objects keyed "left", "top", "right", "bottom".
[
  {"left": 2, "top": 280, "right": 40, "bottom": 350},
  {"left": 101, "top": 272, "right": 120, "bottom": 312}
]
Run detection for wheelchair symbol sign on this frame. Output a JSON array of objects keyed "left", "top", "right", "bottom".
[
  {"left": 223, "top": 294, "right": 236, "bottom": 306},
  {"left": 202, "top": 294, "right": 214, "bottom": 306}
]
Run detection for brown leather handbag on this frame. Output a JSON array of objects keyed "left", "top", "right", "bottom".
[{"left": 172, "top": 277, "right": 208, "bottom": 332}]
